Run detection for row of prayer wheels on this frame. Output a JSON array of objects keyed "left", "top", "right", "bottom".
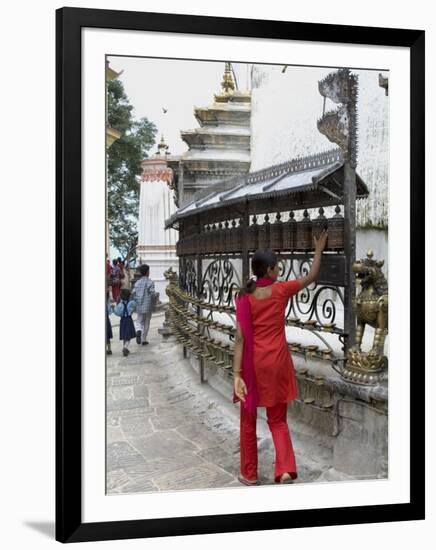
[
  {"left": 170, "top": 310, "right": 235, "bottom": 376},
  {"left": 170, "top": 300, "right": 235, "bottom": 336},
  {"left": 167, "top": 280, "right": 337, "bottom": 382},
  {"left": 176, "top": 206, "right": 344, "bottom": 256},
  {"left": 168, "top": 284, "right": 235, "bottom": 314},
  {"left": 295, "top": 368, "right": 335, "bottom": 409}
]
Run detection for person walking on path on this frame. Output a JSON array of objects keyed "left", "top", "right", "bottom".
[
  {"left": 232, "top": 229, "right": 328, "bottom": 486},
  {"left": 117, "top": 257, "right": 130, "bottom": 290},
  {"left": 113, "top": 288, "right": 137, "bottom": 357},
  {"left": 111, "top": 259, "right": 122, "bottom": 302},
  {"left": 106, "top": 254, "right": 113, "bottom": 282},
  {"left": 132, "top": 263, "right": 156, "bottom": 346},
  {"left": 106, "top": 289, "right": 113, "bottom": 355}
]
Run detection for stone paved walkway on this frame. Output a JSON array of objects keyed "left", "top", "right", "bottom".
[{"left": 106, "top": 311, "right": 336, "bottom": 494}]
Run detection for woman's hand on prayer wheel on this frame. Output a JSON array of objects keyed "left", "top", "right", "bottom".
[{"left": 313, "top": 228, "right": 328, "bottom": 254}]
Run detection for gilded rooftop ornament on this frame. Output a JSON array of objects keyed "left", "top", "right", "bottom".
[
  {"left": 157, "top": 135, "right": 169, "bottom": 155},
  {"left": 221, "top": 62, "right": 235, "bottom": 94}
]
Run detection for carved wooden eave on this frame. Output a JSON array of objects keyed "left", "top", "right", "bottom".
[{"left": 165, "top": 148, "right": 369, "bottom": 229}]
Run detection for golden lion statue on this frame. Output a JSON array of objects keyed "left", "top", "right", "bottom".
[{"left": 343, "top": 250, "right": 388, "bottom": 385}]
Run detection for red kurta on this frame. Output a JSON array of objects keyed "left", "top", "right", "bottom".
[{"left": 247, "top": 279, "right": 301, "bottom": 407}]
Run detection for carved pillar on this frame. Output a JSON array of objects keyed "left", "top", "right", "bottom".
[
  {"left": 343, "top": 163, "right": 356, "bottom": 352},
  {"left": 317, "top": 68, "right": 359, "bottom": 354},
  {"left": 197, "top": 216, "right": 205, "bottom": 383}
]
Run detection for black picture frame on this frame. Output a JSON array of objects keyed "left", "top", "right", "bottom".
[{"left": 56, "top": 6, "right": 425, "bottom": 543}]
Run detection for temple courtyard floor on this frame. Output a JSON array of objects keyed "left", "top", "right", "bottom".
[{"left": 106, "top": 310, "right": 346, "bottom": 495}]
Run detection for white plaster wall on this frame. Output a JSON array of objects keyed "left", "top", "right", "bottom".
[
  {"left": 250, "top": 65, "right": 389, "bottom": 229},
  {"left": 138, "top": 179, "right": 178, "bottom": 302},
  {"left": 138, "top": 179, "right": 178, "bottom": 247},
  {"left": 357, "top": 227, "right": 389, "bottom": 279}
]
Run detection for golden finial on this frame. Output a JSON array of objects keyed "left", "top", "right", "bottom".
[
  {"left": 157, "top": 135, "right": 169, "bottom": 155},
  {"left": 366, "top": 249, "right": 374, "bottom": 259},
  {"left": 221, "top": 62, "right": 235, "bottom": 94}
]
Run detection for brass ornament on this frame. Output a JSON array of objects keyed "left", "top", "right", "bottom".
[
  {"left": 221, "top": 62, "right": 235, "bottom": 94},
  {"left": 342, "top": 250, "right": 389, "bottom": 385}
]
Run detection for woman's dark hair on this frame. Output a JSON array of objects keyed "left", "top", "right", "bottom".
[
  {"left": 238, "top": 249, "right": 278, "bottom": 296},
  {"left": 120, "top": 288, "right": 131, "bottom": 301}
]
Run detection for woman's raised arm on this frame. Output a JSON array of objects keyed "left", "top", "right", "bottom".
[{"left": 298, "top": 228, "right": 328, "bottom": 290}]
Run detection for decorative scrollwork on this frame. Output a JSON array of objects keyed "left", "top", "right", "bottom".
[
  {"left": 179, "top": 257, "right": 197, "bottom": 297},
  {"left": 277, "top": 255, "right": 344, "bottom": 329},
  {"left": 200, "top": 258, "right": 241, "bottom": 308}
]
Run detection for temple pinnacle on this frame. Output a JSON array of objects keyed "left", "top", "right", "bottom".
[{"left": 221, "top": 62, "right": 235, "bottom": 94}]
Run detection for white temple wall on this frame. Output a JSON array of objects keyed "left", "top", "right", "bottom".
[
  {"left": 250, "top": 64, "right": 389, "bottom": 309},
  {"left": 250, "top": 65, "right": 389, "bottom": 230},
  {"left": 137, "top": 179, "right": 178, "bottom": 302}
]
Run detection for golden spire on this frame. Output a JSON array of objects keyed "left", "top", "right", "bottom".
[
  {"left": 221, "top": 62, "right": 235, "bottom": 94},
  {"left": 157, "top": 135, "right": 169, "bottom": 156}
]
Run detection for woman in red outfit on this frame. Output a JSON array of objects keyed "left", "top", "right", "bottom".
[{"left": 233, "top": 229, "right": 328, "bottom": 486}]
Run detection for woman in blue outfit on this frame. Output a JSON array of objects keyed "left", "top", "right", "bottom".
[{"left": 113, "top": 288, "right": 137, "bottom": 357}]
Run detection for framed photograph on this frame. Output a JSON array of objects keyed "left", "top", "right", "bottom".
[{"left": 56, "top": 6, "right": 425, "bottom": 543}]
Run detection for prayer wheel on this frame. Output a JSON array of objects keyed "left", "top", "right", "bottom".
[
  {"left": 230, "top": 219, "right": 242, "bottom": 252},
  {"left": 327, "top": 205, "right": 345, "bottom": 250},
  {"left": 248, "top": 215, "right": 259, "bottom": 250},
  {"left": 295, "top": 210, "right": 312, "bottom": 250},
  {"left": 211, "top": 224, "right": 218, "bottom": 253},
  {"left": 223, "top": 220, "right": 232, "bottom": 252},
  {"left": 205, "top": 225, "right": 213, "bottom": 253},
  {"left": 258, "top": 213, "right": 271, "bottom": 250},
  {"left": 312, "top": 207, "right": 328, "bottom": 245},
  {"left": 270, "top": 212, "right": 283, "bottom": 250},
  {"left": 282, "top": 211, "right": 297, "bottom": 250}
]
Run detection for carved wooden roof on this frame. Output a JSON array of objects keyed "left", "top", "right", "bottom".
[{"left": 165, "top": 148, "right": 369, "bottom": 229}]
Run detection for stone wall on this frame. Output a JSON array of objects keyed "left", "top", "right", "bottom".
[{"left": 188, "top": 350, "right": 388, "bottom": 480}]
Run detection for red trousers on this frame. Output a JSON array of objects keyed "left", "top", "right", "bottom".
[
  {"left": 240, "top": 401, "right": 297, "bottom": 483},
  {"left": 111, "top": 284, "right": 121, "bottom": 302}
]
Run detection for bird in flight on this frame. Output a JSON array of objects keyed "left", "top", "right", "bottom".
[{"left": 162, "top": 107, "right": 168, "bottom": 114}]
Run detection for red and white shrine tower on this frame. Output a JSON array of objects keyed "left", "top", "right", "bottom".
[{"left": 137, "top": 137, "right": 178, "bottom": 302}]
